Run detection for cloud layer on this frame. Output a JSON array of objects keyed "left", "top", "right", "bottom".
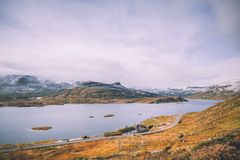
[{"left": 0, "top": 0, "right": 239, "bottom": 88}]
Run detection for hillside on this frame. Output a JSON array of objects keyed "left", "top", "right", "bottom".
[
  {"left": 186, "top": 82, "right": 240, "bottom": 99},
  {"left": 1, "top": 75, "right": 239, "bottom": 106},
  {"left": 1, "top": 96, "right": 239, "bottom": 159},
  {"left": 43, "top": 81, "right": 186, "bottom": 103},
  {"left": 187, "top": 89, "right": 240, "bottom": 100},
  {"left": 1, "top": 80, "right": 186, "bottom": 107},
  {"left": 0, "top": 75, "right": 73, "bottom": 101},
  {"left": 143, "top": 80, "right": 240, "bottom": 100}
]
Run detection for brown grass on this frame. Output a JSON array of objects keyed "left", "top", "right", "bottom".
[{"left": 1, "top": 96, "right": 240, "bottom": 159}]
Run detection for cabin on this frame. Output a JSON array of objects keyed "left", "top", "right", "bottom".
[{"left": 136, "top": 124, "right": 149, "bottom": 133}]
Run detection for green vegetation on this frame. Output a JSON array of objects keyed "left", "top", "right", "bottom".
[
  {"left": 104, "top": 126, "right": 135, "bottom": 137},
  {"left": 104, "top": 131, "right": 122, "bottom": 137},
  {"left": 117, "top": 126, "right": 135, "bottom": 133},
  {"left": 0, "top": 144, "right": 16, "bottom": 151},
  {"left": 0, "top": 90, "right": 57, "bottom": 102}
]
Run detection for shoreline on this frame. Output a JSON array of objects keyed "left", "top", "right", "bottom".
[
  {"left": 0, "top": 96, "right": 187, "bottom": 107},
  {"left": 0, "top": 114, "right": 182, "bottom": 152},
  {"left": 0, "top": 99, "right": 219, "bottom": 146}
]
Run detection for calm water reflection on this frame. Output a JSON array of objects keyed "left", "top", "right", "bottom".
[{"left": 0, "top": 99, "right": 220, "bottom": 144}]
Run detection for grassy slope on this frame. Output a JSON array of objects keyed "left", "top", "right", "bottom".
[
  {"left": 2, "top": 96, "right": 186, "bottom": 107},
  {"left": 1, "top": 85, "right": 187, "bottom": 107},
  {"left": 1, "top": 96, "right": 240, "bottom": 159},
  {"left": 2, "top": 86, "right": 186, "bottom": 107},
  {"left": 187, "top": 90, "right": 240, "bottom": 100}
]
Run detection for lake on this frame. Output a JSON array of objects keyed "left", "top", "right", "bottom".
[{"left": 0, "top": 99, "right": 220, "bottom": 144}]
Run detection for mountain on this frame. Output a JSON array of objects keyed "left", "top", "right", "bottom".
[
  {"left": 0, "top": 75, "right": 186, "bottom": 106},
  {"left": 141, "top": 80, "right": 240, "bottom": 100},
  {"left": 0, "top": 74, "right": 74, "bottom": 91},
  {"left": 1, "top": 75, "right": 239, "bottom": 103},
  {"left": 0, "top": 75, "right": 74, "bottom": 101},
  {"left": 60, "top": 81, "right": 160, "bottom": 99},
  {"left": 187, "top": 81, "right": 240, "bottom": 99},
  {"left": 41, "top": 81, "right": 186, "bottom": 104}
]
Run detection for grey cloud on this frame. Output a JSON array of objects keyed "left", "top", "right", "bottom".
[{"left": 0, "top": 0, "right": 239, "bottom": 88}]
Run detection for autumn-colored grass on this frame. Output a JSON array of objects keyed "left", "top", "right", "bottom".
[
  {"left": 1, "top": 96, "right": 240, "bottom": 160},
  {"left": 141, "top": 115, "right": 175, "bottom": 130}
]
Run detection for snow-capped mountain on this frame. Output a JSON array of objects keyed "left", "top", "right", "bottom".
[
  {"left": 0, "top": 75, "right": 75, "bottom": 97},
  {"left": 1, "top": 74, "right": 239, "bottom": 100},
  {"left": 140, "top": 80, "right": 240, "bottom": 99},
  {"left": 0, "top": 75, "right": 162, "bottom": 101}
]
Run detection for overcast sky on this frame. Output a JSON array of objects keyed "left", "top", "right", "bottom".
[{"left": 0, "top": 0, "right": 240, "bottom": 88}]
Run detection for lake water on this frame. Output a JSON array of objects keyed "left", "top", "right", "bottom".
[{"left": 0, "top": 99, "right": 220, "bottom": 144}]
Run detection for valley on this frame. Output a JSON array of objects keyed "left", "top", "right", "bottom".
[
  {"left": 0, "top": 96, "right": 239, "bottom": 160},
  {"left": 0, "top": 75, "right": 240, "bottom": 160}
]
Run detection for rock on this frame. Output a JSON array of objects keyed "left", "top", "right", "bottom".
[
  {"left": 112, "top": 82, "right": 121, "bottom": 85},
  {"left": 31, "top": 126, "right": 52, "bottom": 131},
  {"left": 82, "top": 135, "right": 89, "bottom": 139},
  {"left": 104, "top": 114, "right": 115, "bottom": 118},
  {"left": 148, "top": 125, "right": 154, "bottom": 129}
]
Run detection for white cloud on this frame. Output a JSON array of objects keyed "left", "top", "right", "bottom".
[{"left": 0, "top": 0, "right": 239, "bottom": 88}]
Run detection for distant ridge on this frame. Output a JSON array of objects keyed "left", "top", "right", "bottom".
[
  {"left": 140, "top": 80, "right": 240, "bottom": 100},
  {"left": 0, "top": 75, "right": 186, "bottom": 106}
]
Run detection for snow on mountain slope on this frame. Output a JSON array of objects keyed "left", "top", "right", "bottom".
[
  {"left": 139, "top": 80, "right": 240, "bottom": 97},
  {"left": 0, "top": 75, "right": 74, "bottom": 95},
  {"left": 1, "top": 74, "right": 239, "bottom": 100},
  {"left": 0, "top": 75, "right": 162, "bottom": 101}
]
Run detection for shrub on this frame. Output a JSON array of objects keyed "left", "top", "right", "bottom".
[
  {"left": 192, "top": 144, "right": 240, "bottom": 160},
  {"left": 104, "top": 131, "right": 122, "bottom": 137},
  {"left": 117, "top": 126, "right": 135, "bottom": 133},
  {"left": 193, "top": 135, "right": 235, "bottom": 151}
]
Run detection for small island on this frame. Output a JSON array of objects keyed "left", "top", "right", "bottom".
[
  {"left": 31, "top": 126, "right": 52, "bottom": 131},
  {"left": 89, "top": 116, "right": 94, "bottom": 118},
  {"left": 103, "top": 114, "right": 115, "bottom": 118}
]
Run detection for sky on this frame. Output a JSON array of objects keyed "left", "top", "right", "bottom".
[{"left": 0, "top": 0, "right": 240, "bottom": 88}]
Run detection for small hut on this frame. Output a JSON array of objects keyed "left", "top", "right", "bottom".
[{"left": 136, "top": 124, "right": 148, "bottom": 133}]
